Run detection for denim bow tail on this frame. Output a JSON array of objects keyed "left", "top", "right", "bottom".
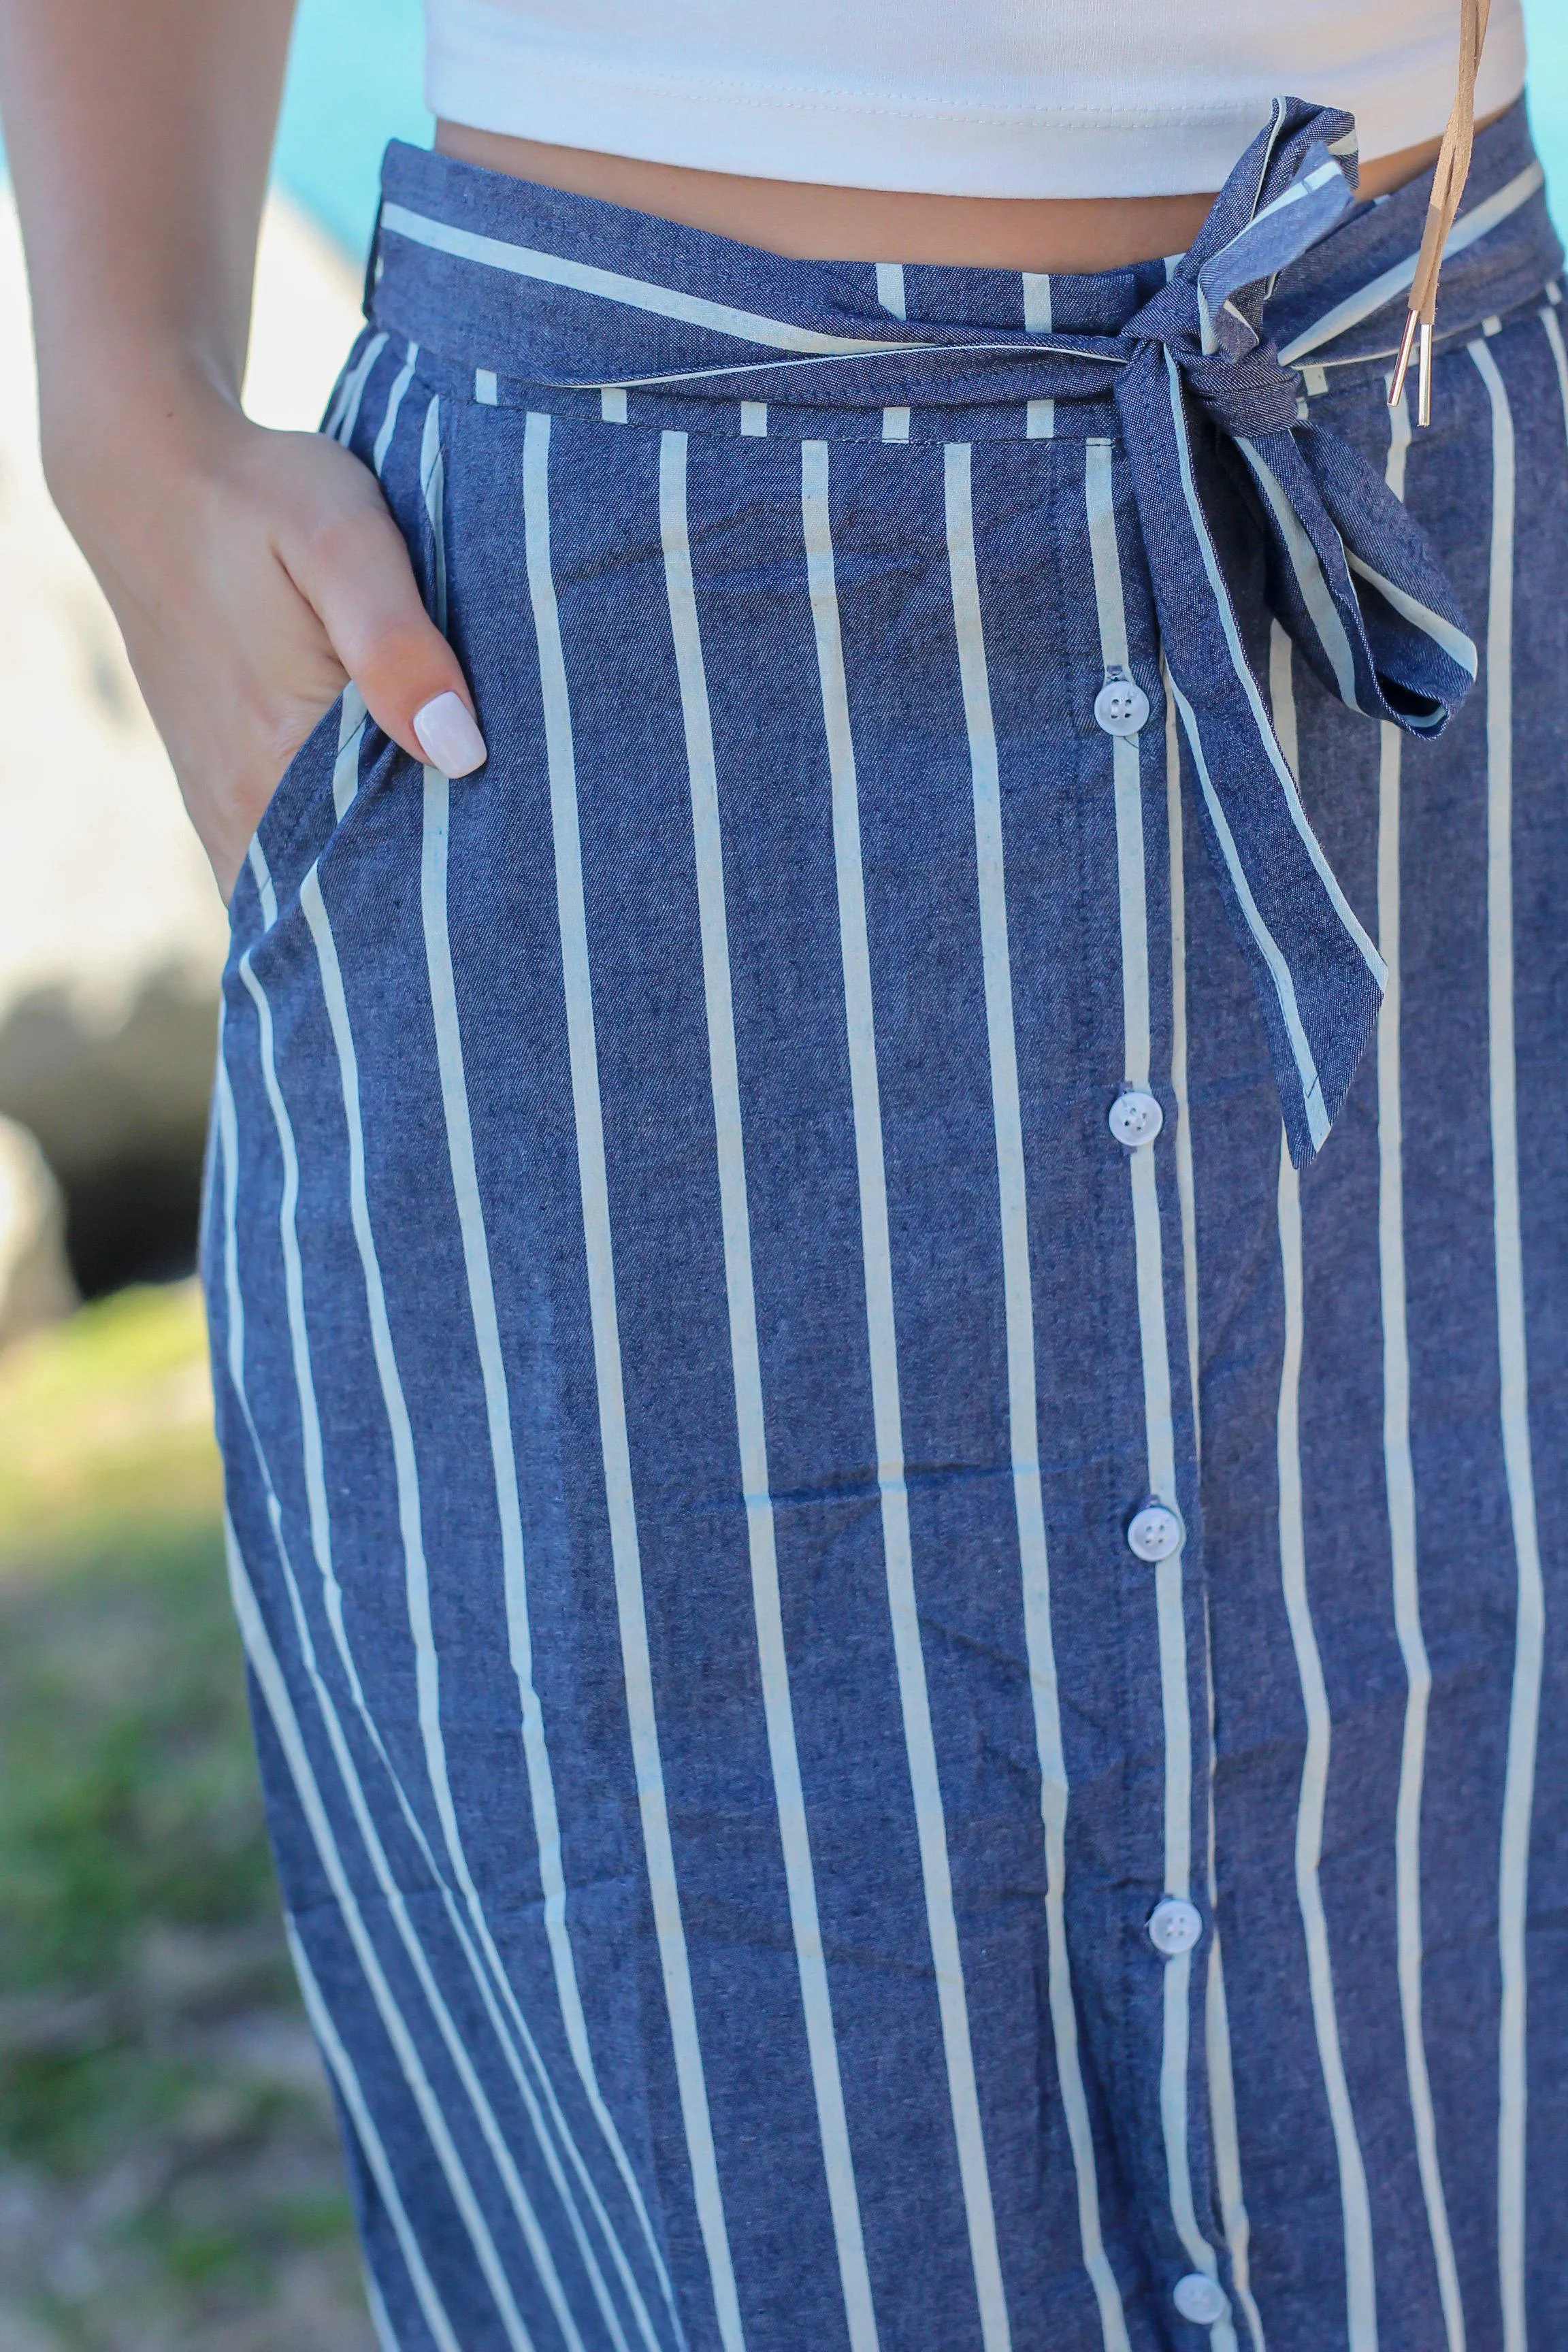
[{"left": 1112, "top": 100, "right": 1480, "bottom": 1163}]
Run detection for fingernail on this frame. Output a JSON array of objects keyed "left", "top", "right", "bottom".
[{"left": 413, "top": 691, "right": 487, "bottom": 777}]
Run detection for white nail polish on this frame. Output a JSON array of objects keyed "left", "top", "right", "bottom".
[{"left": 413, "top": 691, "right": 487, "bottom": 778}]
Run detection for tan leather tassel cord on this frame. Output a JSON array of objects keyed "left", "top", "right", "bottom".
[{"left": 1389, "top": 0, "right": 1492, "bottom": 424}]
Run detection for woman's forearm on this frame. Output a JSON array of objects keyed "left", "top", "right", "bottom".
[
  {"left": 0, "top": 0, "right": 484, "bottom": 899},
  {"left": 0, "top": 0, "right": 296, "bottom": 470}
]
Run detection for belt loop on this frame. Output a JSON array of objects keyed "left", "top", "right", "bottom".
[{"left": 361, "top": 195, "right": 386, "bottom": 323}]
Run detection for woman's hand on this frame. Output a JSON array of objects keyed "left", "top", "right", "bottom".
[
  {"left": 50, "top": 379, "right": 485, "bottom": 901},
  {"left": 0, "top": 1, "right": 478, "bottom": 902}
]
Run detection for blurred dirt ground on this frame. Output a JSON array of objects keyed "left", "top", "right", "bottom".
[{"left": 0, "top": 1283, "right": 374, "bottom": 2351}]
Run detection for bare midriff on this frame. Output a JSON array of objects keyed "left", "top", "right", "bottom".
[{"left": 432, "top": 116, "right": 1508, "bottom": 273}]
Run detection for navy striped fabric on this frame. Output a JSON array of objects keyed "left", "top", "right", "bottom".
[{"left": 212, "top": 97, "right": 1567, "bottom": 2352}]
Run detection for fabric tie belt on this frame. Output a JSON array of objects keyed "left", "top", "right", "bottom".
[
  {"left": 1109, "top": 97, "right": 1472, "bottom": 1164},
  {"left": 373, "top": 100, "right": 1559, "bottom": 1164}
]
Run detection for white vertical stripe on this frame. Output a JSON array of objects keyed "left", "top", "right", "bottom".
[
  {"left": 280, "top": 406, "right": 655, "bottom": 2344},
  {"left": 242, "top": 918, "right": 636, "bottom": 2352},
  {"left": 329, "top": 331, "right": 389, "bottom": 446},
  {"left": 1026, "top": 400, "right": 1055, "bottom": 439},
  {"left": 224, "top": 1523, "right": 544, "bottom": 2352},
  {"left": 739, "top": 400, "right": 768, "bottom": 436},
  {"left": 1084, "top": 442, "right": 1226, "bottom": 2332},
  {"left": 1173, "top": 685, "right": 1264, "bottom": 2352},
  {"left": 418, "top": 778, "right": 683, "bottom": 2352},
  {"left": 1160, "top": 1955, "right": 1234, "bottom": 2351},
  {"left": 284, "top": 1909, "right": 463, "bottom": 2352},
  {"left": 1022, "top": 274, "right": 1053, "bottom": 332},
  {"left": 602, "top": 387, "right": 630, "bottom": 423},
  {"left": 945, "top": 440, "right": 1130, "bottom": 2352},
  {"left": 1377, "top": 390, "right": 1467, "bottom": 2352},
  {"left": 306, "top": 429, "right": 645, "bottom": 2352},
  {"left": 364, "top": 2263, "right": 404, "bottom": 2352},
  {"left": 1084, "top": 455, "right": 1149, "bottom": 1088},
  {"left": 522, "top": 409, "right": 746, "bottom": 2352},
  {"left": 659, "top": 429, "right": 878, "bottom": 2352},
  {"left": 333, "top": 687, "right": 369, "bottom": 819},
  {"left": 419, "top": 390, "right": 676, "bottom": 2340},
  {"left": 1203, "top": 1921, "right": 1264, "bottom": 2352},
  {"left": 1237, "top": 442, "right": 1362, "bottom": 713},
  {"left": 875, "top": 262, "right": 906, "bottom": 318},
  {"left": 1269, "top": 625, "right": 1298, "bottom": 779},
  {"left": 374, "top": 341, "right": 419, "bottom": 476},
  {"left": 1343, "top": 553, "right": 1478, "bottom": 680},
  {"left": 476, "top": 368, "right": 499, "bottom": 404},
  {"left": 1168, "top": 676, "right": 1329, "bottom": 1156},
  {"left": 881, "top": 406, "right": 911, "bottom": 442},
  {"left": 1085, "top": 449, "right": 1181, "bottom": 1826},
  {"left": 322, "top": 357, "right": 356, "bottom": 444},
  {"left": 1469, "top": 337, "right": 1544, "bottom": 2352},
  {"left": 1162, "top": 350, "right": 1385, "bottom": 992},
  {"left": 420, "top": 398, "right": 448, "bottom": 630},
  {"left": 1164, "top": 683, "right": 1200, "bottom": 1459},
  {"left": 216, "top": 1020, "right": 636, "bottom": 2352},
  {"left": 1541, "top": 306, "right": 1568, "bottom": 420},
  {"left": 1275, "top": 1139, "right": 1379, "bottom": 2352},
  {"left": 248, "top": 837, "right": 278, "bottom": 929},
  {"left": 233, "top": 944, "right": 342, "bottom": 1659},
  {"left": 802, "top": 436, "right": 1012, "bottom": 2352}
]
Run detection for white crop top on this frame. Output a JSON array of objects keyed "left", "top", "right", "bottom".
[{"left": 423, "top": 0, "right": 1527, "bottom": 199}]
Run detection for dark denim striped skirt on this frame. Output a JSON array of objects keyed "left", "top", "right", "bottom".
[{"left": 208, "top": 94, "right": 1568, "bottom": 2352}]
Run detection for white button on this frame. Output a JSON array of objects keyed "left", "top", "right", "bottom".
[
  {"left": 1148, "top": 1897, "right": 1204, "bottom": 1957},
  {"left": 1172, "top": 2273, "right": 1229, "bottom": 2325},
  {"left": 1128, "top": 1501, "right": 1183, "bottom": 1562},
  {"left": 1094, "top": 674, "right": 1151, "bottom": 736},
  {"left": 1108, "top": 1089, "right": 1163, "bottom": 1147}
]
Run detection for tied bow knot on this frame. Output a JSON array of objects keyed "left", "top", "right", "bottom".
[
  {"left": 1122, "top": 277, "right": 1306, "bottom": 437},
  {"left": 1102, "top": 100, "right": 1479, "bottom": 1164}
]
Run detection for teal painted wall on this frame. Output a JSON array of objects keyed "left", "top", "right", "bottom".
[
  {"left": 274, "top": 0, "right": 431, "bottom": 255},
  {"left": 2, "top": 0, "right": 1563, "bottom": 259},
  {"left": 1524, "top": 0, "right": 1568, "bottom": 233},
  {"left": 270, "top": 0, "right": 1568, "bottom": 257}
]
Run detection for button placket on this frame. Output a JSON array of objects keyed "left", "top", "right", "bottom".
[
  {"left": 1126, "top": 1499, "right": 1184, "bottom": 1562},
  {"left": 1090, "top": 602, "right": 1215, "bottom": 2307},
  {"left": 1094, "top": 665, "right": 1151, "bottom": 737},
  {"left": 1172, "top": 2272, "right": 1230, "bottom": 2325},
  {"left": 1109, "top": 1088, "right": 1163, "bottom": 1147},
  {"left": 1147, "top": 1897, "right": 1203, "bottom": 1957}
]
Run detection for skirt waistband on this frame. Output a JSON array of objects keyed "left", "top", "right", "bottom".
[{"left": 364, "top": 97, "right": 1560, "bottom": 434}]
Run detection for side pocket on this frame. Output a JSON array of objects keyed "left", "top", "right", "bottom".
[{"left": 232, "top": 687, "right": 367, "bottom": 927}]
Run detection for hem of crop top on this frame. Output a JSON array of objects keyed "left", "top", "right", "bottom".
[{"left": 425, "top": 24, "right": 1526, "bottom": 199}]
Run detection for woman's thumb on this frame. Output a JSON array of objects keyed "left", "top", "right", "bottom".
[{"left": 301, "top": 499, "right": 488, "bottom": 778}]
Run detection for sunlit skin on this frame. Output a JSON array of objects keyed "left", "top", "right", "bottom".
[
  {"left": 435, "top": 120, "right": 1499, "bottom": 271},
  {"left": 0, "top": 0, "right": 1500, "bottom": 899}
]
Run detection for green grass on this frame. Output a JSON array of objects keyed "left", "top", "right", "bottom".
[{"left": 0, "top": 1285, "right": 374, "bottom": 2351}]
